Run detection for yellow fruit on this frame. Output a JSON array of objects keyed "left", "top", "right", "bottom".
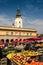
[{"left": 6, "top": 53, "right": 15, "bottom": 59}]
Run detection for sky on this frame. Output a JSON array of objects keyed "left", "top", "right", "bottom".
[{"left": 0, "top": 0, "right": 43, "bottom": 34}]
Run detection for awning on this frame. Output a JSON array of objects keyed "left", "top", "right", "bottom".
[
  {"left": 13, "top": 39, "right": 19, "bottom": 43},
  {"left": 0, "top": 41, "right": 3, "bottom": 45},
  {"left": 27, "top": 38, "right": 42, "bottom": 41}
]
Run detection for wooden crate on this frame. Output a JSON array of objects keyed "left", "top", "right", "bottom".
[
  {"left": 11, "top": 60, "right": 18, "bottom": 65},
  {"left": 1, "top": 58, "right": 7, "bottom": 65}
]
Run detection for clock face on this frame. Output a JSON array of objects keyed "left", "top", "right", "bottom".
[{"left": 14, "top": 17, "right": 22, "bottom": 28}]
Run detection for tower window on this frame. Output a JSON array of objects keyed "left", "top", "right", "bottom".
[{"left": 19, "top": 21, "right": 20, "bottom": 23}]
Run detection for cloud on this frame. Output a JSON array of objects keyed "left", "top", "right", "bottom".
[
  {"left": 0, "top": 14, "right": 43, "bottom": 34},
  {"left": 23, "top": 16, "right": 43, "bottom": 34},
  {"left": 23, "top": 16, "right": 43, "bottom": 26},
  {"left": 29, "top": 19, "right": 43, "bottom": 26},
  {"left": 29, "top": 19, "right": 43, "bottom": 34},
  {"left": 0, "top": 14, "right": 13, "bottom": 26}
]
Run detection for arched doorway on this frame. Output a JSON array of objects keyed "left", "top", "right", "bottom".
[
  {"left": 19, "top": 39, "right": 22, "bottom": 41},
  {"left": 15, "top": 39, "right": 18, "bottom": 42},
  {"left": 10, "top": 39, "right": 13, "bottom": 42},
  {"left": 23, "top": 39, "right": 26, "bottom": 41},
  {"left": 1, "top": 39, "right": 4, "bottom": 43},
  {"left": 6, "top": 39, "right": 9, "bottom": 43},
  {"left": 19, "top": 39, "right": 22, "bottom": 43}
]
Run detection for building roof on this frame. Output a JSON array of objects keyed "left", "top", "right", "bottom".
[{"left": 0, "top": 26, "right": 37, "bottom": 32}]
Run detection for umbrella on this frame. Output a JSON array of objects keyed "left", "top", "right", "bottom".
[
  {"left": 13, "top": 39, "right": 19, "bottom": 43},
  {"left": 0, "top": 41, "right": 3, "bottom": 45},
  {"left": 33, "top": 38, "right": 42, "bottom": 42},
  {"left": 22, "top": 39, "right": 31, "bottom": 44},
  {"left": 27, "top": 38, "right": 42, "bottom": 42},
  {"left": 8, "top": 42, "right": 12, "bottom": 45},
  {"left": 41, "top": 38, "right": 43, "bottom": 42}
]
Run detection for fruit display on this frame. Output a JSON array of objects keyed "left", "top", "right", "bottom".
[
  {"left": 35, "top": 43, "right": 43, "bottom": 47},
  {"left": 12, "top": 54, "right": 43, "bottom": 65},
  {"left": 12, "top": 53, "right": 27, "bottom": 65},
  {"left": 22, "top": 50, "right": 41, "bottom": 56},
  {"left": 6, "top": 53, "right": 15, "bottom": 59},
  {"left": 7, "top": 50, "right": 41, "bottom": 59},
  {"left": 6, "top": 50, "right": 41, "bottom": 65},
  {"left": 25, "top": 62, "right": 43, "bottom": 65},
  {"left": 3, "top": 46, "right": 15, "bottom": 54},
  {"left": 6, "top": 50, "right": 41, "bottom": 59},
  {"left": 12, "top": 51, "right": 41, "bottom": 65}
]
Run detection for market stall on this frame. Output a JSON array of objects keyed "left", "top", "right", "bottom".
[{"left": 6, "top": 50, "right": 42, "bottom": 65}]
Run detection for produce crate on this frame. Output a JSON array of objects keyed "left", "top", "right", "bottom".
[
  {"left": 11, "top": 60, "right": 18, "bottom": 65},
  {"left": 0, "top": 58, "right": 7, "bottom": 65}
]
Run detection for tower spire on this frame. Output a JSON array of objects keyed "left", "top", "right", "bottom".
[{"left": 16, "top": 8, "right": 21, "bottom": 17}]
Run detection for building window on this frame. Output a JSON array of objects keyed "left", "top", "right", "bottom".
[
  {"left": 15, "top": 32, "right": 18, "bottom": 35},
  {"left": 6, "top": 32, "right": 9, "bottom": 35},
  {"left": 11, "top": 32, "right": 13, "bottom": 35},
  {"left": 19, "top": 32, "right": 21, "bottom": 35},
  {"left": 23, "top": 32, "right": 25, "bottom": 34},
  {"left": 27, "top": 33, "right": 28, "bottom": 35},
  {"left": 30, "top": 33, "right": 32, "bottom": 36}
]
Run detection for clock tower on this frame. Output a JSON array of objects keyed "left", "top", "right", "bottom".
[{"left": 14, "top": 8, "right": 22, "bottom": 28}]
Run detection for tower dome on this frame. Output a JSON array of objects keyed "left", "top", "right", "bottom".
[{"left": 16, "top": 8, "right": 21, "bottom": 18}]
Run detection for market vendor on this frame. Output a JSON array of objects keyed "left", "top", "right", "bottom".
[
  {"left": 5, "top": 39, "right": 9, "bottom": 48},
  {"left": 15, "top": 43, "right": 25, "bottom": 52},
  {"left": 24, "top": 43, "right": 31, "bottom": 50}
]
